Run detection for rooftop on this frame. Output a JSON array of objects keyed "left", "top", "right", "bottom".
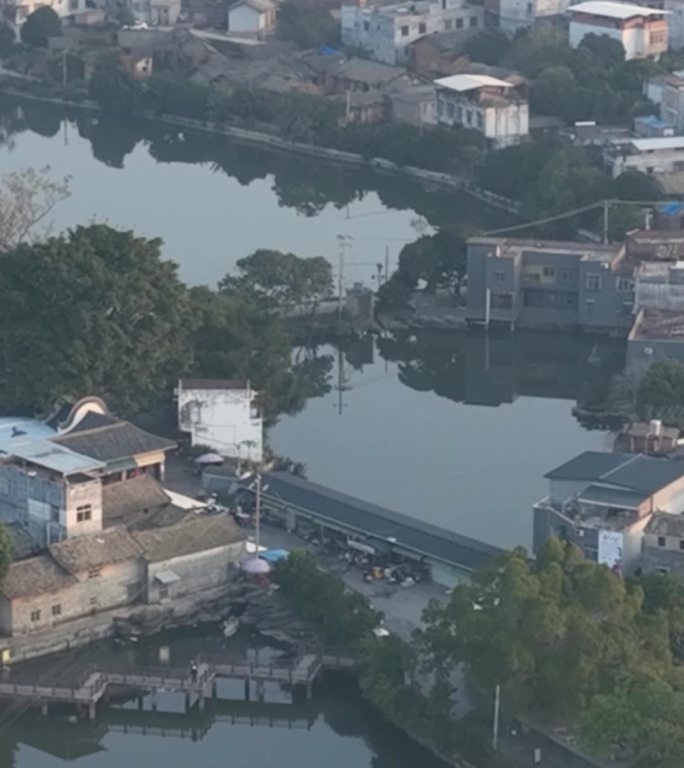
[
  {"left": 567, "top": 1, "right": 668, "bottom": 19},
  {"left": 253, "top": 472, "right": 501, "bottom": 571},
  {"left": 0, "top": 438, "right": 104, "bottom": 476},
  {"left": 630, "top": 308, "right": 684, "bottom": 341},
  {"left": 0, "top": 418, "right": 56, "bottom": 442},
  {"left": 622, "top": 421, "right": 679, "bottom": 440},
  {"left": 102, "top": 475, "right": 172, "bottom": 527},
  {"left": 626, "top": 136, "right": 684, "bottom": 152},
  {"left": 50, "top": 527, "right": 142, "bottom": 574},
  {"left": 545, "top": 451, "right": 684, "bottom": 494},
  {"left": 52, "top": 420, "right": 176, "bottom": 465},
  {"left": 132, "top": 513, "right": 244, "bottom": 562},
  {"left": 468, "top": 237, "right": 620, "bottom": 263},
  {"left": 231, "top": 0, "right": 276, "bottom": 10},
  {"left": 179, "top": 379, "right": 248, "bottom": 391},
  {"left": 434, "top": 74, "right": 513, "bottom": 93},
  {"left": 645, "top": 512, "right": 684, "bottom": 538},
  {"left": 1, "top": 555, "right": 76, "bottom": 599}
]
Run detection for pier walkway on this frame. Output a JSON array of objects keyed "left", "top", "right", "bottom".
[{"left": 0, "top": 652, "right": 354, "bottom": 718}]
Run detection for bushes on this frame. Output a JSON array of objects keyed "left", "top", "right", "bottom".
[{"left": 20, "top": 7, "right": 61, "bottom": 48}]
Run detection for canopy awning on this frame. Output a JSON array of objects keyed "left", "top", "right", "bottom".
[{"left": 155, "top": 570, "right": 180, "bottom": 585}]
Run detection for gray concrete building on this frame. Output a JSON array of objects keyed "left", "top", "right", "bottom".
[
  {"left": 533, "top": 450, "right": 684, "bottom": 573},
  {"left": 642, "top": 512, "right": 684, "bottom": 575},
  {"left": 465, "top": 237, "right": 634, "bottom": 332}
]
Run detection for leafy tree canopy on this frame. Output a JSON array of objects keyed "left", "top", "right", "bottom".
[
  {"left": 277, "top": 0, "right": 339, "bottom": 49},
  {"left": 0, "top": 224, "right": 193, "bottom": 415},
  {"left": 636, "top": 359, "right": 684, "bottom": 427},
  {"left": 0, "top": 524, "right": 12, "bottom": 585},
  {"left": 89, "top": 54, "right": 143, "bottom": 114},
  {"left": 20, "top": 6, "right": 61, "bottom": 48}
]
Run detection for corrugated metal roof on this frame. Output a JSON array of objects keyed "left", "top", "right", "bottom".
[
  {"left": 577, "top": 483, "right": 647, "bottom": 510},
  {"left": 434, "top": 74, "right": 513, "bottom": 92},
  {"left": 0, "top": 437, "right": 104, "bottom": 476},
  {"left": 545, "top": 451, "right": 628, "bottom": 481},
  {"left": 568, "top": 1, "right": 667, "bottom": 19},
  {"left": 256, "top": 472, "right": 501, "bottom": 571}
]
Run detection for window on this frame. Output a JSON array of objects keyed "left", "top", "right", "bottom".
[
  {"left": 585, "top": 299, "right": 596, "bottom": 315},
  {"left": 444, "top": 18, "right": 453, "bottom": 30},
  {"left": 418, "top": 22, "right": 426, "bottom": 33},
  {"left": 441, "top": 0, "right": 446, "bottom": 7},
  {"left": 51, "top": 506, "right": 60, "bottom": 523},
  {"left": 159, "top": 584, "right": 169, "bottom": 600},
  {"left": 527, "top": 1, "right": 533, "bottom": 14},
  {"left": 585, "top": 274, "right": 602, "bottom": 291},
  {"left": 30, "top": 610, "right": 41, "bottom": 622},
  {"left": 542, "top": 266, "right": 555, "bottom": 278},
  {"left": 679, "top": 539, "right": 684, "bottom": 550},
  {"left": 616, "top": 277, "right": 633, "bottom": 292},
  {"left": 89, "top": 596, "right": 98, "bottom": 606},
  {"left": 363, "top": 20, "right": 369, "bottom": 30},
  {"left": 490, "top": 293, "right": 513, "bottom": 309},
  {"left": 126, "top": 583, "right": 138, "bottom": 601},
  {"left": 456, "top": 17, "right": 463, "bottom": 29},
  {"left": 476, "top": 112, "right": 483, "bottom": 129},
  {"left": 76, "top": 504, "right": 92, "bottom": 522},
  {"left": 455, "top": 105, "right": 463, "bottom": 120},
  {"left": 465, "top": 109, "right": 472, "bottom": 125},
  {"left": 401, "top": 25, "right": 409, "bottom": 36},
  {"left": 560, "top": 268, "right": 572, "bottom": 282},
  {"left": 493, "top": 272, "right": 505, "bottom": 284},
  {"left": 658, "top": 536, "right": 667, "bottom": 547},
  {"left": 88, "top": 566, "right": 101, "bottom": 579},
  {"left": 69, "top": 0, "right": 78, "bottom": 8},
  {"left": 51, "top": 604, "right": 62, "bottom": 617},
  {"left": 470, "top": 15, "right": 478, "bottom": 26}
]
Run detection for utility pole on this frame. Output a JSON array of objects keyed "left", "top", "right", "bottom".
[
  {"left": 334, "top": 347, "right": 349, "bottom": 416},
  {"left": 384, "top": 246, "right": 390, "bottom": 285},
  {"left": 62, "top": 48, "right": 68, "bottom": 89},
  {"left": 602, "top": 199, "right": 610, "bottom": 244},
  {"left": 336, "top": 235, "right": 351, "bottom": 319},
  {"left": 492, "top": 684, "right": 501, "bottom": 750}
]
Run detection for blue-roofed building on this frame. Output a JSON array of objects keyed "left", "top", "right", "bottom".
[
  {"left": 0, "top": 418, "right": 56, "bottom": 442},
  {"left": 533, "top": 451, "right": 684, "bottom": 573},
  {"left": 634, "top": 114, "right": 675, "bottom": 138}
]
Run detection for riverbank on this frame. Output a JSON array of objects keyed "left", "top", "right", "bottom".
[{"left": 0, "top": 80, "right": 520, "bottom": 215}]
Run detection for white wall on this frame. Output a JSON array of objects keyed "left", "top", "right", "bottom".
[
  {"left": 228, "top": 4, "right": 264, "bottom": 32},
  {"left": 178, "top": 387, "right": 263, "bottom": 461},
  {"left": 666, "top": 0, "right": 684, "bottom": 49}
]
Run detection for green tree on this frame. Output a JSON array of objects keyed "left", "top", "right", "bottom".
[
  {"left": 0, "top": 21, "right": 15, "bottom": 58},
  {"left": 277, "top": 0, "right": 339, "bottom": 49},
  {"left": 578, "top": 33, "right": 626, "bottom": 70},
  {"left": 0, "top": 224, "right": 193, "bottom": 414},
  {"left": 637, "top": 360, "right": 684, "bottom": 422},
  {"left": 148, "top": 73, "right": 209, "bottom": 119},
  {"left": 463, "top": 30, "right": 511, "bottom": 66},
  {"left": 220, "top": 249, "right": 333, "bottom": 315},
  {"left": 20, "top": 6, "right": 61, "bottom": 47},
  {"left": 0, "top": 524, "right": 12, "bottom": 585},
  {"left": 531, "top": 66, "right": 582, "bottom": 122},
  {"left": 88, "top": 54, "right": 143, "bottom": 114},
  {"left": 395, "top": 230, "right": 467, "bottom": 295}
]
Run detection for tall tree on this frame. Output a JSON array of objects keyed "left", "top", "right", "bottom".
[
  {"left": 0, "top": 168, "right": 70, "bottom": 253},
  {"left": 0, "top": 524, "right": 12, "bottom": 585},
  {"left": 89, "top": 55, "right": 143, "bottom": 115},
  {"left": 0, "top": 225, "right": 193, "bottom": 414},
  {"left": 20, "top": 6, "right": 61, "bottom": 47}
]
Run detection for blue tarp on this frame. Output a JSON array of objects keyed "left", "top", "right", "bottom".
[{"left": 262, "top": 549, "right": 289, "bottom": 563}]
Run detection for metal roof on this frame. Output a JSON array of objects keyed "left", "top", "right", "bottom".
[
  {"left": 568, "top": 1, "right": 667, "bottom": 19},
  {"left": 577, "top": 483, "right": 647, "bottom": 510},
  {"left": 434, "top": 74, "right": 512, "bottom": 93},
  {"left": 545, "top": 451, "right": 627, "bottom": 481},
  {"left": 0, "top": 438, "right": 104, "bottom": 476},
  {"left": 0, "top": 418, "right": 56, "bottom": 442},
  {"left": 628, "top": 136, "right": 684, "bottom": 152},
  {"left": 255, "top": 472, "right": 501, "bottom": 571}
]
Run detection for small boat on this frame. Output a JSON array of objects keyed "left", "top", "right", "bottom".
[{"left": 222, "top": 617, "right": 240, "bottom": 638}]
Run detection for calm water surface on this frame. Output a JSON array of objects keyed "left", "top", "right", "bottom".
[{"left": 0, "top": 102, "right": 624, "bottom": 766}]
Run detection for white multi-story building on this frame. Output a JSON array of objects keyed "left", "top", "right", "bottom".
[
  {"left": 341, "top": 0, "right": 482, "bottom": 65},
  {"left": 177, "top": 379, "right": 263, "bottom": 463},
  {"left": 568, "top": 1, "right": 669, "bottom": 60},
  {"left": 434, "top": 73, "right": 529, "bottom": 147}
]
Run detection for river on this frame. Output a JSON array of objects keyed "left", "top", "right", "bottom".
[{"left": 0, "top": 101, "right": 623, "bottom": 766}]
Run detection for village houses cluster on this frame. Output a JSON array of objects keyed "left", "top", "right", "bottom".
[
  {"left": 0, "top": 380, "right": 267, "bottom": 663},
  {"left": 10, "top": 0, "right": 684, "bottom": 160}
]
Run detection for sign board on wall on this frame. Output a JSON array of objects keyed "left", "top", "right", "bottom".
[{"left": 598, "top": 530, "right": 623, "bottom": 570}]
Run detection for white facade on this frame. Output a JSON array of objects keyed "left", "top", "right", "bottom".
[
  {"left": 497, "top": 0, "right": 570, "bottom": 36},
  {"left": 666, "top": 0, "right": 684, "bottom": 49},
  {"left": 341, "top": 0, "right": 481, "bottom": 65},
  {"left": 568, "top": 2, "right": 669, "bottom": 60},
  {"left": 604, "top": 136, "right": 684, "bottom": 183},
  {"left": 228, "top": 0, "right": 276, "bottom": 34},
  {"left": 177, "top": 380, "right": 263, "bottom": 462},
  {"left": 435, "top": 74, "right": 529, "bottom": 148}
]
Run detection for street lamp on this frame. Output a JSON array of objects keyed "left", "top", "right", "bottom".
[{"left": 239, "top": 470, "right": 271, "bottom": 574}]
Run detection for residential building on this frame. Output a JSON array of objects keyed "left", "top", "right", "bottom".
[
  {"left": 633, "top": 114, "right": 675, "bottom": 138},
  {"left": 131, "top": 513, "right": 245, "bottom": 603},
  {"left": 614, "top": 420, "right": 680, "bottom": 455},
  {"left": 341, "top": 0, "right": 484, "bottom": 66},
  {"left": 494, "top": 0, "right": 571, "bottom": 35},
  {"left": 465, "top": 237, "right": 634, "bottom": 332},
  {"left": 177, "top": 379, "right": 263, "bottom": 462},
  {"left": 603, "top": 136, "right": 684, "bottom": 192},
  {"left": 435, "top": 73, "right": 528, "bottom": 147},
  {"left": 625, "top": 229, "right": 684, "bottom": 261},
  {"left": 567, "top": 2, "right": 669, "bottom": 61},
  {"left": 533, "top": 451, "right": 684, "bottom": 572},
  {"left": 644, "top": 70, "right": 684, "bottom": 130},
  {"left": 301, "top": 53, "right": 409, "bottom": 96},
  {"left": 627, "top": 308, "right": 684, "bottom": 365},
  {"left": 634, "top": 260, "right": 684, "bottom": 312},
  {"left": 12, "top": 0, "right": 87, "bottom": 24},
  {"left": 408, "top": 27, "right": 482, "bottom": 76},
  {"left": 654, "top": 201, "right": 684, "bottom": 230},
  {"left": 389, "top": 85, "right": 438, "bottom": 127},
  {"left": 665, "top": 0, "right": 684, "bottom": 50},
  {"left": 642, "top": 512, "right": 684, "bottom": 575},
  {"left": 125, "top": 0, "right": 181, "bottom": 25},
  {"left": 228, "top": 0, "right": 277, "bottom": 35}
]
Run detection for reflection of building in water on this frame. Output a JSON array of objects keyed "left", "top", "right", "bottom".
[{"left": 377, "top": 329, "right": 625, "bottom": 409}]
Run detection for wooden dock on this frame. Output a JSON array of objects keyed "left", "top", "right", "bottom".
[{"left": 0, "top": 652, "right": 354, "bottom": 719}]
